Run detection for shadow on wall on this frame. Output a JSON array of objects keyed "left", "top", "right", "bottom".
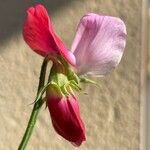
[{"left": 0, "top": 0, "right": 74, "bottom": 43}]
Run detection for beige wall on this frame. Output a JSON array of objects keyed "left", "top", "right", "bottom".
[{"left": 0, "top": 0, "right": 141, "bottom": 150}]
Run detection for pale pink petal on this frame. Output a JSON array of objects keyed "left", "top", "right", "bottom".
[{"left": 71, "top": 13, "right": 126, "bottom": 75}]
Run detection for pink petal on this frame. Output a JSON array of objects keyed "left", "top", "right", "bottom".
[
  {"left": 71, "top": 13, "right": 126, "bottom": 75},
  {"left": 47, "top": 94, "right": 86, "bottom": 146},
  {"left": 23, "top": 4, "right": 75, "bottom": 65}
]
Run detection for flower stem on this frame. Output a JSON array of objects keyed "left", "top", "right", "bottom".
[{"left": 18, "top": 57, "right": 49, "bottom": 150}]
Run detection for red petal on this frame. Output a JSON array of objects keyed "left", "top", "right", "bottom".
[
  {"left": 48, "top": 95, "right": 86, "bottom": 146},
  {"left": 23, "top": 4, "right": 75, "bottom": 65}
]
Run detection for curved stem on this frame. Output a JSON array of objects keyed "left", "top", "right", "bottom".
[{"left": 18, "top": 57, "right": 49, "bottom": 150}]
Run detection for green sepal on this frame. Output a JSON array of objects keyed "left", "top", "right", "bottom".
[
  {"left": 50, "top": 73, "right": 69, "bottom": 87},
  {"left": 80, "top": 77, "right": 97, "bottom": 84},
  {"left": 69, "top": 80, "right": 82, "bottom": 92},
  {"left": 61, "top": 83, "right": 70, "bottom": 96},
  {"left": 68, "top": 70, "right": 80, "bottom": 84},
  {"left": 29, "top": 82, "right": 52, "bottom": 105},
  {"left": 47, "top": 81, "right": 65, "bottom": 98}
]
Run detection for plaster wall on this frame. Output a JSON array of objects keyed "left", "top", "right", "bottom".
[{"left": 0, "top": 0, "right": 141, "bottom": 150}]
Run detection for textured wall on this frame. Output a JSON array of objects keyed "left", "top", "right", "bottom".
[{"left": 0, "top": 0, "right": 141, "bottom": 150}]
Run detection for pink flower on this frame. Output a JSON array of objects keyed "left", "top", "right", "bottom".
[
  {"left": 23, "top": 4, "right": 75, "bottom": 65},
  {"left": 47, "top": 88, "right": 86, "bottom": 146},
  {"left": 23, "top": 5, "right": 126, "bottom": 75},
  {"left": 71, "top": 13, "right": 127, "bottom": 76}
]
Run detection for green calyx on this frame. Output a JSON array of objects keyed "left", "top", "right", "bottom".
[
  {"left": 46, "top": 55, "right": 98, "bottom": 98},
  {"left": 47, "top": 55, "right": 82, "bottom": 97},
  {"left": 48, "top": 72, "right": 81, "bottom": 97}
]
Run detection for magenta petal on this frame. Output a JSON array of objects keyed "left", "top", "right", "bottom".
[
  {"left": 48, "top": 95, "right": 86, "bottom": 146},
  {"left": 23, "top": 4, "right": 75, "bottom": 65},
  {"left": 71, "top": 13, "right": 127, "bottom": 75}
]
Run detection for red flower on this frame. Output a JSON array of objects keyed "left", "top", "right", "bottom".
[
  {"left": 23, "top": 4, "right": 75, "bottom": 65},
  {"left": 47, "top": 93, "right": 86, "bottom": 146}
]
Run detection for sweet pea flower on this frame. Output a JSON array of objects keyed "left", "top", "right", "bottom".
[
  {"left": 22, "top": 3, "right": 127, "bottom": 147},
  {"left": 23, "top": 4, "right": 75, "bottom": 66},
  {"left": 71, "top": 13, "right": 126, "bottom": 76},
  {"left": 47, "top": 84, "right": 86, "bottom": 146},
  {"left": 23, "top": 4, "right": 126, "bottom": 76}
]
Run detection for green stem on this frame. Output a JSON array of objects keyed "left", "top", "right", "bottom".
[{"left": 18, "top": 57, "right": 49, "bottom": 150}]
